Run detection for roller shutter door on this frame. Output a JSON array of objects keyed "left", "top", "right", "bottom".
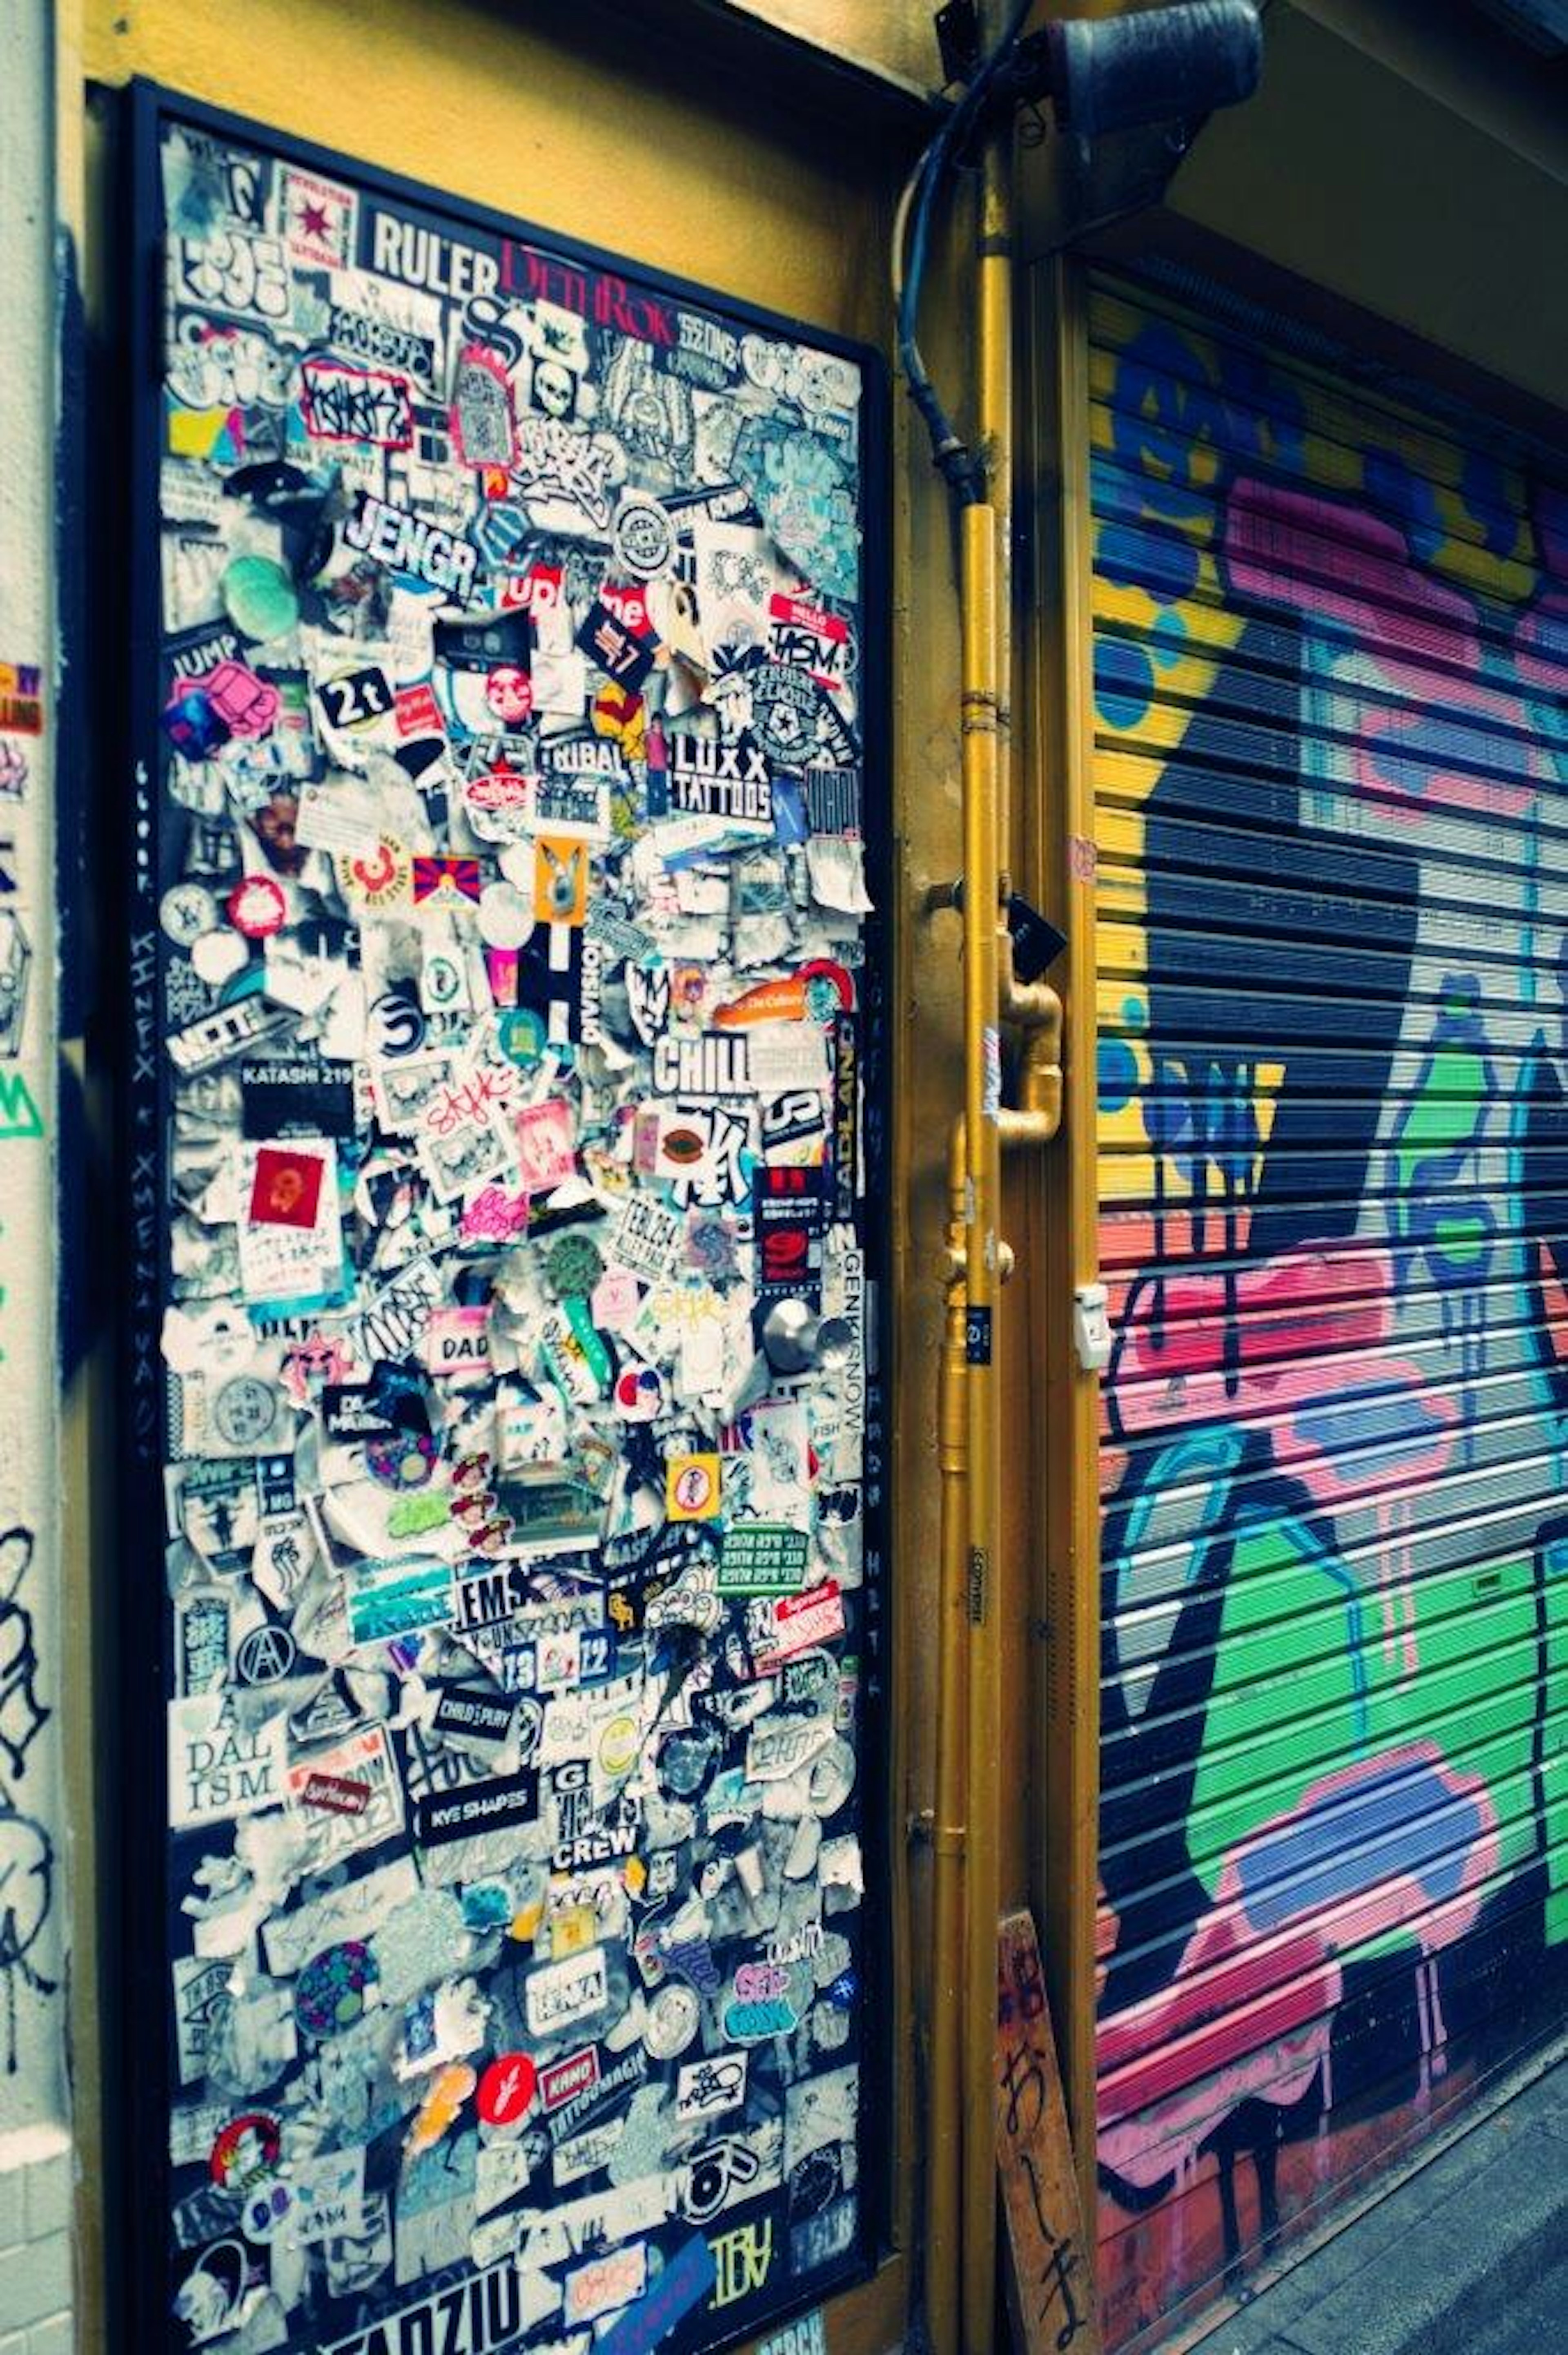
[{"left": 1087, "top": 272, "right": 1568, "bottom": 2349}]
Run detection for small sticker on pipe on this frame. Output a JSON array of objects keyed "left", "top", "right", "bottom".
[{"left": 982, "top": 1024, "right": 1002, "bottom": 1120}]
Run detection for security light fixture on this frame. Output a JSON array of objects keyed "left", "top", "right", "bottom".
[
  {"left": 1009, "top": 0, "right": 1263, "bottom": 147},
  {"left": 899, "top": 1, "right": 1263, "bottom": 502}
]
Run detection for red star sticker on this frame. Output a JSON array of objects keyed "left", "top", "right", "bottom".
[{"left": 298, "top": 200, "right": 331, "bottom": 240}]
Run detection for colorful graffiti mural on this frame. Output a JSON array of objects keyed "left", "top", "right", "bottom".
[{"left": 1087, "top": 282, "right": 1568, "bottom": 2347}]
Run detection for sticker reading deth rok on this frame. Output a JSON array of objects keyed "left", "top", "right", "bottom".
[{"left": 141, "top": 94, "right": 879, "bottom": 2355}]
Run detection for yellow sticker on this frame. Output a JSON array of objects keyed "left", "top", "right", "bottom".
[
  {"left": 550, "top": 1905, "right": 598, "bottom": 1958},
  {"left": 597, "top": 1711, "right": 640, "bottom": 1778},
  {"left": 667, "top": 1452, "right": 722, "bottom": 1521}
]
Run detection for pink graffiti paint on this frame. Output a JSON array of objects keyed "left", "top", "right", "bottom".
[
  {"left": 1110, "top": 1243, "right": 1394, "bottom": 1440},
  {"left": 1099, "top": 1742, "right": 1498, "bottom": 2180},
  {"left": 1224, "top": 479, "right": 1545, "bottom": 818},
  {"left": 1225, "top": 479, "right": 1477, "bottom": 666},
  {"left": 1099, "top": 1930, "right": 1338, "bottom": 2189}
]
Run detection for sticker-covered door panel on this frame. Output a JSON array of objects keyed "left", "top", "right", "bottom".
[{"left": 127, "top": 89, "right": 885, "bottom": 2355}]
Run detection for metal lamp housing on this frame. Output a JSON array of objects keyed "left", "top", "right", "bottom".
[{"left": 1045, "top": 0, "right": 1263, "bottom": 142}]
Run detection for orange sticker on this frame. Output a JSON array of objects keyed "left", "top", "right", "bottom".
[
  {"left": 405, "top": 2061, "right": 476, "bottom": 2155},
  {"left": 713, "top": 961, "right": 853, "bottom": 1028},
  {"left": 534, "top": 834, "right": 589, "bottom": 926}
]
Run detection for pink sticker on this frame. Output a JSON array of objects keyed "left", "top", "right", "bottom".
[
  {"left": 465, "top": 765, "right": 534, "bottom": 816},
  {"left": 227, "top": 874, "right": 288, "bottom": 938},
  {"left": 591, "top": 1269, "right": 641, "bottom": 1332},
  {"left": 394, "top": 683, "right": 445, "bottom": 741},
  {"left": 514, "top": 1099, "right": 577, "bottom": 1195},
  {"left": 460, "top": 1184, "right": 530, "bottom": 1244},
  {"left": 486, "top": 947, "right": 519, "bottom": 1008},
  {"left": 452, "top": 342, "right": 517, "bottom": 471},
  {"left": 483, "top": 665, "right": 533, "bottom": 726},
  {"left": 203, "top": 660, "right": 280, "bottom": 738},
  {"left": 424, "top": 1304, "right": 492, "bottom": 1377}
]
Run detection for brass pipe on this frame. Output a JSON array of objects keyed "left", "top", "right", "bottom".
[
  {"left": 932, "top": 1078, "right": 1038, "bottom": 2355},
  {"left": 979, "top": 116, "right": 1015, "bottom": 890},
  {"left": 959, "top": 497, "right": 1002, "bottom": 2355},
  {"left": 929, "top": 29, "right": 1036, "bottom": 2353},
  {"left": 927, "top": 1128, "right": 972, "bottom": 2355},
  {"left": 999, "top": 1021, "right": 1063, "bottom": 1146},
  {"left": 999, "top": 937, "right": 1064, "bottom": 1140},
  {"left": 998, "top": 925, "right": 1062, "bottom": 1036}
]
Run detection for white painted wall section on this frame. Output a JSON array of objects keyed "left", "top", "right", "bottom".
[{"left": 0, "top": 0, "right": 73, "bottom": 2347}]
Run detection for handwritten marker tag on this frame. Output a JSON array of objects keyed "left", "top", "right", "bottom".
[{"left": 994, "top": 1910, "right": 1104, "bottom": 2355}]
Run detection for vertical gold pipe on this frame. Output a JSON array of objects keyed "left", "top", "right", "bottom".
[
  {"left": 962, "top": 50, "right": 1016, "bottom": 2347},
  {"left": 1031, "top": 254, "right": 1103, "bottom": 2250},
  {"left": 978, "top": 133, "right": 1014, "bottom": 890},
  {"left": 927, "top": 1120, "right": 971, "bottom": 2355},
  {"left": 960, "top": 501, "right": 1002, "bottom": 2355}
]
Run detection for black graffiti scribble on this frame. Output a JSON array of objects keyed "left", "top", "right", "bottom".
[
  {"left": 1020, "top": 2149, "right": 1091, "bottom": 2352},
  {"left": 0, "top": 1803, "right": 56, "bottom": 2072},
  {"left": 1000, "top": 1936, "right": 1050, "bottom": 2029},
  {"left": 303, "top": 364, "right": 411, "bottom": 447},
  {"left": 1000, "top": 2037, "right": 1048, "bottom": 2140},
  {"left": 0, "top": 1526, "right": 47, "bottom": 1783}
]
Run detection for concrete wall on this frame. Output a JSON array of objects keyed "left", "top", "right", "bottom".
[{"left": 0, "top": 2, "right": 73, "bottom": 2351}]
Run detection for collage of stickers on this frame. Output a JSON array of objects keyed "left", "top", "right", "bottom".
[{"left": 141, "top": 107, "right": 884, "bottom": 2355}]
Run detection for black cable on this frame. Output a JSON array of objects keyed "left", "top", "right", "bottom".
[{"left": 897, "top": 0, "right": 1033, "bottom": 507}]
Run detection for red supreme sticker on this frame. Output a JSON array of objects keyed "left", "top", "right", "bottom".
[{"left": 301, "top": 1772, "right": 371, "bottom": 1816}]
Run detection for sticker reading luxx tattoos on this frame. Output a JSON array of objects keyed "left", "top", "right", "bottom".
[{"left": 146, "top": 103, "right": 878, "bottom": 2355}]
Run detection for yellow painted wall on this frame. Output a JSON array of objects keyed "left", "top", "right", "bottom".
[{"left": 85, "top": 0, "right": 898, "bottom": 342}]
